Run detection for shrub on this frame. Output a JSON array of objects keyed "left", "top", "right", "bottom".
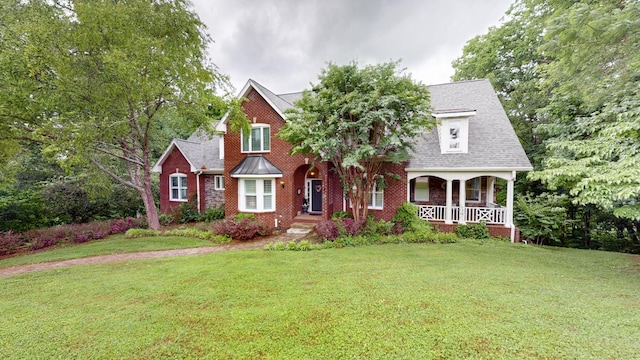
[
  {"left": 0, "top": 231, "right": 25, "bottom": 255},
  {"left": 234, "top": 213, "right": 256, "bottom": 221},
  {"left": 125, "top": 229, "right": 159, "bottom": 238},
  {"left": 158, "top": 213, "right": 173, "bottom": 226},
  {"left": 172, "top": 202, "right": 200, "bottom": 224},
  {"left": 392, "top": 202, "right": 420, "bottom": 230},
  {"left": 339, "top": 218, "right": 364, "bottom": 236},
  {"left": 455, "top": 222, "right": 490, "bottom": 239},
  {"left": 202, "top": 204, "right": 225, "bottom": 222},
  {"left": 362, "top": 217, "right": 394, "bottom": 237},
  {"left": 331, "top": 211, "right": 353, "bottom": 220},
  {"left": 315, "top": 220, "right": 339, "bottom": 241},
  {"left": 432, "top": 232, "right": 459, "bottom": 244},
  {"left": 213, "top": 217, "right": 267, "bottom": 240}
]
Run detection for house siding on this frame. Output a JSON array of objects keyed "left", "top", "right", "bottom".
[
  {"left": 159, "top": 148, "right": 205, "bottom": 213},
  {"left": 224, "top": 88, "right": 308, "bottom": 229},
  {"left": 204, "top": 175, "right": 225, "bottom": 209}
]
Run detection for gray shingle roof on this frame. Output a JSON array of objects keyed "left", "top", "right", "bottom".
[
  {"left": 176, "top": 130, "right": 223, "bottom": 171},
  {"left": 406, "top": 79, "right": 533, "bottom": 171},
  {"left": 249, "top": 80, "right": 303, "bottom": 114}
]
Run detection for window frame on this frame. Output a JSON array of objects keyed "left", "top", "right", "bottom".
[
  {"left": 368, "top": 182, "right": 384, "bottom": 210},
  {"left": 466, "top": 177, "right": 481, "bottom": 203},
  {"left": 169, "top": 173, "right": 188, "bottom": 202},
  {"left": 238, "top": 178, "right": 276, "bottom": 212},
  {"left": 241, "top": 124, "right": 271, "bottom": 153},
  {"left": 214, "top": 175, "right": 225, "bottom": 190}
]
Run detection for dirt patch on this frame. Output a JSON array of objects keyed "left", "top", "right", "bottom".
[{"left": 0, "top": 233, "right": 304, "bottom": 278}]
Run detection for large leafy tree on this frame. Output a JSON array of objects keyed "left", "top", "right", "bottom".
[
  {"left": 531, "top": 1, "right": 640, "bottom": 220},
  {"left": 1, "top": 0, "right": 233, "bottom": 229},
  {"left": 279, "top": 61, "right": 433, "bottom": 222}
]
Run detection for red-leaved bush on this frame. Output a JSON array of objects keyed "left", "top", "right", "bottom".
[
  {"left": 315, "top": 220, "right": 339, "bottom": 241},
  {"left": 0, "top": 217, "right": 145, "bottom": 256},
  {"left": 213, "top": 217, "right": 268, "bottom": 240}
]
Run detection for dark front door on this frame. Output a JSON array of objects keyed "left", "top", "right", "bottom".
[{"left": 311, "top": 179, "right": 322, "bottom": 212}]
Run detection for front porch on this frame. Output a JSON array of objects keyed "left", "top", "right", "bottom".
[
  {"left": 416, "top": 204, "right": 506, "bottom": 225},
  {"left": 407, "top": 170, "right": 518, "bottom": 242}
]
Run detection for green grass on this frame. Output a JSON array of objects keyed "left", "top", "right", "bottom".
[
  {"left": 0, "top": 234, "right": 214, "bottom": 268},
  {"left": 1, "top": 241, "right": 639, "bottom": 359}
]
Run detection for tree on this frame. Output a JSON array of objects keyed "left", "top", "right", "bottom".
[
  {"left": 531, "top": 1, "right": 640, "bottom": 220},
  {"left": 279, "top": 61, "right": 433, "bottom": 222},
  {"left": 1, "top": 0, "right": 235, "bottom": 229}
]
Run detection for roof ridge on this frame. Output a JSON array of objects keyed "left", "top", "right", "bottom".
[{"left": 429, "top": 78, "right": 489, "bottom": 87}]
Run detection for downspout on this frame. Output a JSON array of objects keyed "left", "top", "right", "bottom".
[{"left": 196, "top": 170, "right": 203, "bottom": 214}]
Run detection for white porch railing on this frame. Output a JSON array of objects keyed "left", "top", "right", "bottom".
[{"left": 417, "top": 205, "right": 506, "bottom": 225}]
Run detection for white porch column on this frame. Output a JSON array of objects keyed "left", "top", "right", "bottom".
[
  {"left": 445, "top": 179, "right": 453, "bottom": 224},
  {"left": 506, "top": 172, "right": 516, "bottom": 242},
  {"left": 486, "top": 176, "right": 496, "bottom": 207},
  {"left": 459, "top": 179, "right": 466, "bottom": 225}
]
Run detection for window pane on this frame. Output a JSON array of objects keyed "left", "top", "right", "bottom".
[
  {"left": 263, "top": 179, "right": 272, "bottom": 194},
  {"left": 251, "top": 128, "right": 261, "bottom": 151},
  {"left": 415, "top": 180, "right": 429, "bottom": 202},
  {"left": 245, "top": 195, "right": 257, "bottom": 209},
  {"left": 172, "top": 189, "right": 179, "bottom": 199},
  {"left": 180, "top": 176, "right": 187, "bottom": 187},
  {"left": 171, "top": 177, "right": 178, "bottom": 187},
  {"left": 242, "top": 131, "right": 250, "bottom": 152},
  {"left": 263, "top": 195, "right": 272, "bottom": 210},
  {"left": 374, "top": 193, "right": 383, "bottom": 207},
  {"left": 180, "top": 189, "right": 187, "bottom": 200},
  {"left": 263, "top": 127, "right": 270, "bottom": 151},
  {"left": 244, "top": 180, "right": 256, "bottom": 194}
]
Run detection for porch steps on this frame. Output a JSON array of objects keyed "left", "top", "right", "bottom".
[{"left": 287, "top": 222, "right": 316, "bottom": 234}]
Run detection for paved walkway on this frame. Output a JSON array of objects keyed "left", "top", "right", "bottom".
[{"left": 0, "top": 233, "right": 304, "bottom": 278}]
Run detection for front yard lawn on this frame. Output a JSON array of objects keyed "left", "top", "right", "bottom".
[
  {"left": 0, "top": 234, "right": 213, "bottom": 268},
  {"left": 1, "top": 241, "right": 639, "bottom": 359}
]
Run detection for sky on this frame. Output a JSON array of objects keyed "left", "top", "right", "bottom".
[{"left": 191, "top": 0, "right": 514, "bottom": 95}]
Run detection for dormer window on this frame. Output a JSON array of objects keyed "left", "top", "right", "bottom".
[
  {"left": 433, "top": 109, "right": 476, "bottom": 154},
  {"left": 241, "top": 124, "right": 270, "bottom": 153}
]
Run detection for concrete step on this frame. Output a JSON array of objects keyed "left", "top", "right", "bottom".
[{"left": 286, "top": 222, "right": 316, "bottom": 234}]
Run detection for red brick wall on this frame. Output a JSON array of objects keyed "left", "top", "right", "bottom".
[
  {"left": 159, "top": 148, "right": 205, "bottom": 213},
  {"left": 224, "top": 88, "right": 308, "bottom": 228},
  {"left": 368, "top": 162, "right": 408, "bottom": 221}
]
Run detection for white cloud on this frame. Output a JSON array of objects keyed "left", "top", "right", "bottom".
[{"left": 192, "top": 0, "right": 513, "bottom": 93}]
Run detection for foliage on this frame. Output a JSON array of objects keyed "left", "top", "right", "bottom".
[
  {"left": 455, "top": 222, "right": 490, "bottom": 240},
  {"left": 0, "top": 190, "right": 51, "bottom": 232},
  {"left": 315, "top": 220, "right": 340, "bottom": 241},
  {"left": 213, "top": 217, "right": 268, "bottom": 240},
  {"left": 280, "top": 60, "right": 433, "bottom": 222},
  {"left": 514, "top": 193, "right": 570, "bottom": 246},
  {"left": 392, "top": 202, "right": 421, "bottom": 230},
  {"left": 234, "top": 213, "right": 257, "bottom": 221},
  {"left": 201, "top": 204, "right": 225, "bottom": 223},
  {"left": 0, "top": 218, "right": 144, "bottom": 256},
  {"left": 330, "top": 211, "right": 353, "bottom": 220},
  {"left": 125, "top": 227, "right": 230, "bottom": 244},
  {"left": 0, "top": 0, "right": 238, "bottom": 230}
]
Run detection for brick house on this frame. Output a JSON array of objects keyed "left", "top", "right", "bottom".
[{"left": 153, "top": 78, "right": 533, "bottom": 242}]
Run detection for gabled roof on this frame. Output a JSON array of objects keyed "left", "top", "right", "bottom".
[
  {"left": 216, "top": 79, "right": 303, "bottom": 132},
  {"left": 152, "top": 130, "right": 223, "bottom": 174},
  {"left": 230, "top": 154, "right": 283, "bottom": 178},
  {"left": 406, "top": 79, "right": 533, "bottom": 172}
]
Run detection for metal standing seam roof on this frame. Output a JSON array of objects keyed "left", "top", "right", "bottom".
[
  {"left": 406, "top": 79, "right": 533, "bottom": 171},
  {"left": 230, "top": 154, "right": 283, "bottom": 177}
]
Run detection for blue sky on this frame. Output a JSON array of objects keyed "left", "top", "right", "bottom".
[{"left": 192, "top": 0, "right": 514, "bottom": 94}]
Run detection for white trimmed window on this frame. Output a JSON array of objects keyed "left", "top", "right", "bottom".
[
  {"left": 368, "top": 183, "right": 384, "bottom": 210},
  {"left": 466, "top": 178, "right": 481, "bottom": 202},
  {"left": 239, "top": 179, "right": 275, "bottom": 212},
  {"left": 214, "top": 175, "right": 225, "bottom": 190},
  {"left": 414, "top": 177, "right": 429, "bottom": 202},
  {"left": 241, "top": 124, "right": 270, "bottom": 153},
  {"left": 169, "top": 174, "right": 188, "bottom": 201}
]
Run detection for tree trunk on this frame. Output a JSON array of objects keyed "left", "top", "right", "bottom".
[{"left": 141, "top": 158, "right": 160, "bottom": 230}]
